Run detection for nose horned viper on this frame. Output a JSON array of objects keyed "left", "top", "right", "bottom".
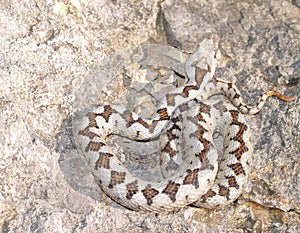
[{"left": 72, "top": 39, "right": 295, "bottom": 212}]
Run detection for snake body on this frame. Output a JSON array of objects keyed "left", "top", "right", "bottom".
[{"left": 73, "top": 39, "right": 295, "bottom": 212}]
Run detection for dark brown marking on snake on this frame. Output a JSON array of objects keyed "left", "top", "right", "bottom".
[
  {"left": 157, "top": 108, "right": 170, "bottom": 121},
  {"left": 161, "top": 69, "right": 206, "bottom": 110},
  {"left": 165, "top": 88, "right": 193, "bottom": 107},
  {"left": 137, "top": 118, "right": 151, "bottom": 128},
  {"left": 120, "top": 110, "right": 151, "bottom": 129},
  {"left": 166, "top": 93, "right": 176, "bottom": 106},
  {"left": 171, "top": 116, "right": 181, "bottom": 124},
  {"left": 100, "top": 105, "right": 116, "bottom": 123},
  {"left": 162, "top": 141, "right": 177, "bottom": 157},
  {"left": 218, "top": 185, "right": 230, "bottom": 200},
  {"left": 166, "top": 127, "right": 180, "bottom": 141},
  {"left": 195, "top": 150, "right": 213, "bottom": 171},
  {"left": 231, "top": 123, "right": 247, "bottom": 141},
  {"left": 193, "top": 130, "right": 210, "bottom": 167},
  {"left": 181, "top": 85, "right": 198, "bottom": 97},
  {"left": 229, "top": 110, "right": 249, "bottom": 160},
  {"left": 188, "top": 114, "right": 211, "bottom": 168},
  {"left": 162, "top": 180, "right": 180, "bottom": 202},
  {"left": 164, "top": 68, "right": 207, "bottom": 107},
  {"left": 126, "top": 180, "right": 139, "bottom": 200},
  {"left": 200, "top": 189, "right": 216, "bottom": 202},
  {"left": 194, "top": 102, "right": 211, "bottom": 122},
  {"left": 229, "top": 143, "right": 248, "bottom": 161},
  {"left": 120, "top": 110, "right": 135, "bottom": 127},
  {"left": 86, "top": 112, "right": 100, "bottom": 128},
  {"left": 183, "top": 168, "right": 199, "bottom": 188},
  {"left": 230, "top": 111, "right": 246, "bottom": 133},
  {"left": 228, "top": 163, "right": 245, "bottom": 176},
  {"left": 142, "top": 185, "right": 159, "bottom": 205},
  {"left": 167, "top": 115, "right": 183, "bottom": 133},
  {"left": 226, "top": 176, "right": 240, "bottom": 189},
  {"left": 199, "top": 102, "right": 211, "bottom": 115},
  {"left": 229, "top": 110, "right": 241, "bottom": 122},
  {"left": 95, "top": 152, "right": 113, "bottom": 170},
  {"left": 233, "top": 92, "right": 241, "bottom": 100},
  {"left": 78, "top": 128, "right": 98, "bottom": 139},
  {"left": 170, "top": 123, "right": 181, "bottom": 132},
  {"left": 191, "top": 123, "right": 208, "bottom": 142},
  {"left": 108, "top": 171, "right": 126, "bottom": 188},
  {"left": 195, "top": 68, "right": 207, "bottom": 85},
  {"left": 85, "top": 141, "right": 105, "bottom": 152}
]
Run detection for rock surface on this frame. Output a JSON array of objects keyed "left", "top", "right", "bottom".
[{"left": 1, "top": 0, "right": 299, "bottom": 232}]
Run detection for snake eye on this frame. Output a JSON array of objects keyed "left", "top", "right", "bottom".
[
  {"left": 213, "top": 130, "right": 223, "bottom": 148},
  {"left": 212, "top": 130, "right": 224, "bottom": 161}
]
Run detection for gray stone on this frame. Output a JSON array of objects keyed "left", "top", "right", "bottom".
[{"left": 1, "top": 0, "right": 299, "bottom": 232}]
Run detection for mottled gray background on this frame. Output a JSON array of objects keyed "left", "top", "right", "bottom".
[{"left": 1, "top": 0, "right": 299, "bottom": 232}]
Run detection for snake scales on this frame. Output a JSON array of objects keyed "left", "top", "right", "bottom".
[{"left": 73, "top": 39, "right": 295, "bottom": 212}]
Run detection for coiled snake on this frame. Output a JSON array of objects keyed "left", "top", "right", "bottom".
[{"left": 73, "top": 39, "right": 295, "bottom": 212}]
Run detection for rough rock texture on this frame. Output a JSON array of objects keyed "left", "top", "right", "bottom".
[{"left": 1, "top": 0, "right": 299, "bottom": 232}]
